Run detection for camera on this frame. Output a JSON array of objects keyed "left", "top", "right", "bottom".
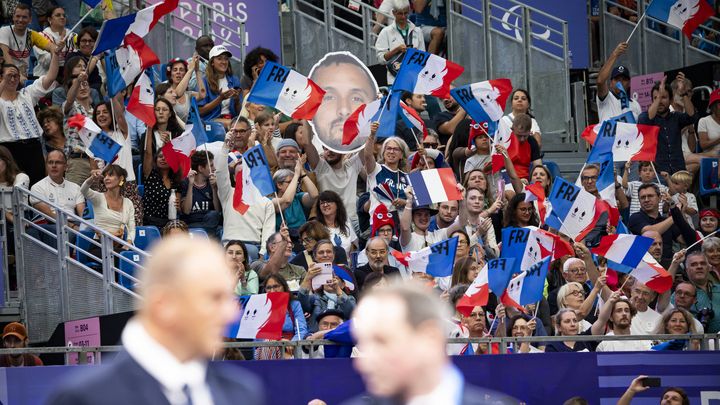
[{"left": 697, "top": 307, "right": 715, "bottom": 329}]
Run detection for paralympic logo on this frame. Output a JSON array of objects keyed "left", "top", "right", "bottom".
[{"left": 500, "top": 5, "right": 551, "bottom": 43}]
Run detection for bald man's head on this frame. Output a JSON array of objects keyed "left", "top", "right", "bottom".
[{"left": 642, "top": 230, "right": 663, "bottom": 260}]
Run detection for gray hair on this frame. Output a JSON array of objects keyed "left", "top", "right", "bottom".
[
  {"left": 685, "top": 250, "right": 708, "bottom": 268},
  {"left": 378, "top": 136, "right": 410, "bottom": 169},
  {"left": 557, "top": 282, "right": 584, "bottom": 310},
  {"left": 702, "top": 236, "right": 720, "bottom": 252},
  {"left": 272, "top": 169, "right": 294, "bottom": 184},
  {"left": 365, "top": 236, "right": 389, "bottom": 252},
  {"left": 553, "top": 308, "right": 578, "bottom": 336},
  {"left": 389, "top": 0, "right": 411, "bottom": 11}
]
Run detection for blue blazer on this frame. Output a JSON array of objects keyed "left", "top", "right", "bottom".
[{"left": 46, "top": 350, "right": 265, "bottom": 405}]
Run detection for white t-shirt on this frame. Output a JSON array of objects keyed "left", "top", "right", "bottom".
[
  {"left": 0, "top": 78, "right": 56, "bottom": 143},
  {"left": 596, "top": 91, "right": 642, "bottom": 123},
  {"left": 219, "top": 77, "right": 230, "bottom": 115},
  {"left": 698, "top": 115, "right": 720, "bottom": 155},
  {"left": 327, "top": 222, "right": 358, "bottom": 256},
  {"left": 596, "top": 331, "right": 652, "bottom": 352},
  {"left": 314, "top": 153, "right": 364, "bottom": 221},
  {"left": 671, "top": 192, "right": 697, "bottom": 229},
  {"left": 630, "top": 308, "right": 662, "bottom": 335},
  {"left": 463, "top": 154, "right": 491, "bottom": 174},
  {"left": 0, "top": 26, "right": 32, "bottom": 75},
  {"left": 29, "top": 176, "right": 84, "bottom": 212},
  {"left": 402, "top": 228, "right": 448, "bottom": 252},
  {"left": 0, "top": 173, "right": 29, "bottom": 210}
]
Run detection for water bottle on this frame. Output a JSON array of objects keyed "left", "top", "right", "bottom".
[{"left": 168, "top": 189, "right": 177, "bottom": 220}]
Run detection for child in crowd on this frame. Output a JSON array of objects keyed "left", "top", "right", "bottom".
[
  {"left": 463, "top": 121, "right": 492, "bottom": 174},
  {"left": 665, "top": 170, "right": 698, "bottom": 229},
  {"left": 622, "top": 161, "right": 668, "bottom": 216}
]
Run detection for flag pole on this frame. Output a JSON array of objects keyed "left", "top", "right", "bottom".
[
  {"left": 625, "top": 10, "right": 647, "bottom": 43},
  {"left": 532, "top": 300, "right": 540, "bottom": 319},
  {"left": 63, "top": 7, "right": 97, "bottom": 42},
  {"left": 649, "top": 161, "right": 663, "bottom": 185},
  {"left": 374, "top": 91, "right": 393, "bottom": 125},
  {"left": 410, "top": 128, "right": 432, "bottom": 170},
  {"left": 273, "top": 191, "right": 287, "bottom": 226},
  {"left": 683, "top": 229, "right": 720, "bottom": 253}
]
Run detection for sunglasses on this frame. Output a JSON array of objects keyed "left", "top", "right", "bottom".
[{"left": 423, "top": 142, "right": 439, "bottom": 148}]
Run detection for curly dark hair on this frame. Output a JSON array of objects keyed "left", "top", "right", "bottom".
[
  {"left": 503, "top": 193, "right": 539, "bottom": 228},
  {"left": 242, "top": 46, "right": 279, "bottom": 79},
  {"left": 315, "top": 190, "right": 350, "bottom": 236}
]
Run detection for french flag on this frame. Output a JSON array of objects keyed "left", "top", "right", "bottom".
[
  {"left": 127, "top": 71, "right": 155, "bottom": 127},
  {"left": 492, "top": 122, "right": 516, "bottom": 173},
  {"left": 581, "top": 111, "right": 635, "bottom": 145},
  {"left": 187, "top": 97, "right": 209, "bottom": 146},
  {"left": 226, "top": 292, "right": 289, "bottom": 340},
  {"left": 333, "top": 265, "right": 355, "bottom": 291},
  {"left": 450, "top": 78, "right": 512, "bottom": 123},
  {"left": 393, "top": 48, "right": 464, "bottom": 98},
  {"left": 105, "top": 34, "right": 159, "bottom": 97},
  {"left": 66, "top": 114, "right": 122, "bottom": 163},
  {"left": 629, "top": 253, "right": 673, "bottom": 294},
  {"left": 404, "top": 237, "right": 459, "bottom": 277},
  {"left": 342, "top": 98, "right": 383, "bottom": 146},
  {"left": 246, "top": 61, "right": 325, "bottom": 120},
  {"left": 591, "top": 234, "right": 655, "bottom": 273},
  {"left": 500, "top": 257, "right": 550, "bottom": 311},
  {"left": 500, "top": 227, "right": 554, "bottom": 274},
  {"left": 161, "top": 125, "right": 196, "bottom": 178},
  {"left": 524, "top": 182, "right": 547, "bottom": 225},
  {"left": 407, "top": 168, "right": 463, "bottom": 206},
  {"left": 233, "top": 145, "right": 275, "bottom": 214},
  {"left": 399, "top": 101, "right": 428, "bottom": 139},
  {"left": 546, "top": 177, "right": 603, "bottom": 242},
  {"left": 646, "top": 0, "right": 714, "bottom": 39},
  {"left": 611, "top": 122, "right": 659, "bottom": 162},
  {"left": 456, "top": 258, "right": 514, "bottom": 317},
  {"left": 93, "top": 0, "right": 178, "bottom": 55}
]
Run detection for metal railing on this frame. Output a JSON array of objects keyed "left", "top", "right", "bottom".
[
  {"left": 1, "top": 333, "right": 717, "bottom": 364},
  {"left": 600, "top": 0, "right": 720, "bottom": 76},
  {"left": 115, "top": 0, "right": 247, "bottom": 64},
  {"left": 2, "top": 187, "right": 147, "bottom": 343},
  {"left": 447, "top": 0, "right": 572, "bottom": 143}
]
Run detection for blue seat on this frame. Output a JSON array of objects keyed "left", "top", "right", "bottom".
[
  {"left": 188, "top": 228, "right": 209, "bottom": 239},
  {"left": 205, "top": 121, "right": 227, "bottom": 143},
  {"left": 75, "top": 229, "right": 101, "bottom": 269},
  {"left": 137, "top": 164, "right": 143, "bottom": 186},
  {"left": 117, "top": 251, "right": 143, "bottom": 290},
  {"left": 542, "top": 161, "right": 562, "bottom": 180},
  {"left": 134, "top": 226, "right": 161, "bottom": 251},
  {"left": 82, "top": 200, "right": 94, "bottom": 220},
  {"left": 700, "top": 158, "right": 720, "bottom": 197},
  {"left": 136, "top": 184, "right": 145, "bottom": 198}
]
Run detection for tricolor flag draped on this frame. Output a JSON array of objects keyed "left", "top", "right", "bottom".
[
  {"left": 456, "top": 258, "right": 514, "bottom": 317},
  {"left": 104, "top": 34, "right": 159, "bottom": 97},
  {"left": 161, "top": 125, "right": 196, "bottom": 177},
  {"left": 629, "top": 253, "right": 673, "bottom": 293},
  {"left": 393, "top": 48, "right": 463, "bottom": 98},
  {"left": 225, "top": 293, "right": 289, "bottom": 340},
  {"left": 93, "top": 0, "right": 178, "bottom": 55},
  {"left": 407, "top": 168, "right": 463, "bottom": 206},
  {"left": 450, "top": 78, "right": 513, "bottom": 123},
  {"left": 127, "top": 71, "right": 155, "bottom": 127},
  {"left": 342, "top": 98, "right": 383, "bottom": 146},
  {"left": 546, "top": 177, "right": 604, "bottom": 242},
  {"left": 581, "top": 111, "right": 635, "bottom": 145},
  {"left": 646, "top": 0, "right": 714, "bottom": 39},
  {"left": 233, "top": 145, "right": 275, "bottom": 214},
  {"left": 591, "top": 234, "right": 654, "bottom": 273},
  {"left": 246, "top": 61, "right": 325, "bottom": 120},
  {"left": 500, "top": 258, "right": 550, "bottom": 311},
  {"left": 399, "top": 237, "right": 459, "bottom": 277},
  {"left": 66, "top": 114, "right": 122, "bottom": 163}
]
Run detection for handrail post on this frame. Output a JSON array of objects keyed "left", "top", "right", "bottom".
[
  {"left": 639, "top": 0, "right": 647, "bottom": 75},
  {"left": 599, "top": 0, "right": 607, "bottom": 64},
  {"left": 201, "top": 5, "right": 212, "bottom": 37},
  {"left": 499, "top": 337, "right": 507, "bottom": 354},
  {"left": 100, "top": 235, "right": 115, "bottom": 315},
  {"left": 55, "top": 211, "right": 70, "bottom": 322},
  {"left": 522, "top": 6, "right": 532, "bottom": 92},
  {"left": 325, "top": 0, "right": 333, "bottom": 51},
  {"left": 164, "top": 13, "right": 174, "bottom": 62},
  {"left": 0, "top": 190, "right": 9, "bottom": 307},
  {"left": 483, "top": 0, "right": 493, "bottom": 78},
  {"left": 11, "top": 188, "right": 28, "bottom": 324},
  {"left": 362, "top": 5, "right": 371, "bottom": 65},
  {"left": 562, "top": 20, "right": 572, "bottom": 143}
]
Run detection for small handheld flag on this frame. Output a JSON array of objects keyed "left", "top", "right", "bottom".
[
  {"left": 67, "top": 114, "right": 122, "bottom": 163},
  {"left": 233, "top": 145, "right": 275, "bottom": 214},
  {"left": 104, "top": 34, "right": 159, "bottom": 97},
  {"left": 545, "top": 177, "right": 603, "bottom": 241},
  {"left": 456, "top": 258, "right": 515, "bottom": 317},
  {"left": 500, "top": 257, "right": 550, "bottom": 310},
  {"left": 406, "top": 237, "right": 459, "bottom": 277},
  {"left": 450, "top": 79, "right": 513, "bottom": 123},
  {"left": 334, "top": 265, "right": 355, "bottom": 291},
  {"left": 646, "top": 0, "right": 714, "bottom": 39},
  {"left": 127, "top": 71, "right": 155, "bottom": 127},
  {"left": 342, "top": 99, "right": 383, "bottom": 146},
  {"left": 93, "top": 0, "right": 178, "bottom": 55},
  {"left": 247, "top": 61, "right": 325, "bottom": 120},
  {"left": 161, "top": 126, "right": 196, "bottom": 177},
  {"left": 226, "top": 293, "right": 289, "bottom": 340},
  {"left": 407, "top": 168, "right": 463, "bottom": 206},
  {"left": 591, "top": 234, "right": 654, "bottom": 273},
  {"left": 393, "top": 48, "right": 464, "bottom": 98}
]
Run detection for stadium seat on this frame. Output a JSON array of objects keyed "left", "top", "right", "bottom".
[
  {"left": 134, "top": 226, "right": 161, "bottom": 251},
  {"left": 75, "top": 229, "right": 101, "bottom": 269},
  {"left": 82, "top": 200, "right": 94, "bottom": 220},
  {"left": 117, "top": 251, "right": 143, "bottom": 290},
  {"left": 188, "top": 228, "right": 209, "bottom": 239},
  {"left": 137, "top": 184, "right": 144, "bottom": 198},
  {"left": 700, "top": 158, "right": 720, "bottom": 197},
  {"left": 137, "top": 164, "right": 143, "bottom": 186},
  {"left": 543, "top": 161, "right": 562, "bottom": 180},
  {"left": 205, "top": 121, "right": 227, "bottom": 143}
]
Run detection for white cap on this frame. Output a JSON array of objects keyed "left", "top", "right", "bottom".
[{"left": 208, "top": 45, "right": 232, "bottom": 60}]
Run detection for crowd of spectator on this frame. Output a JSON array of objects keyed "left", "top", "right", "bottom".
[{"left": 0, "top": 0, "right": 719, "bottom": 376}]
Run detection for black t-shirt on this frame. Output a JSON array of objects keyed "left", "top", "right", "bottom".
[
  {"left": 179, "top": 179, "right": 215, "bottom": 224},
  {"left": 431, "top": 110, "right": 456, "bottom": 145},
  {"left": 447, "top": 118, "right": 472, "bottom": 177},
  {"left": 628, "top": 210, "right": 680, "bottom": 260},
  {"left": 354, "top": 264, "right": 401, "bottom": 291},
  {"left": 544, "top": 329, "right": 597, "bottom": 352}
]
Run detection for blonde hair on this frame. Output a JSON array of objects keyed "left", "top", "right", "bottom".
[
  {"left": 557, "top": 282, "right": 584, "bottom": 310},
  {"left": 670, "top": 170, "right": 692, "bottom": 188}
]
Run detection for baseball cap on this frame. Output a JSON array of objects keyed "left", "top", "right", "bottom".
[
  {"left": 277, "top": 139, "right": 301, "bottom": 153},
  {"left": 709, "top": 88, "right": 720, "bottom": 108},
  {"left": 316, "top": 309, "right": 345, "bottom": 324},
  {"left": 611, "top": 65, "right": 630, "bottom": 79},
  {"left": 2, "top": 322, "right": 28, "bottom": 340},
  {"left": 208, "top": 45, "right": 232, "bottom": 60}
]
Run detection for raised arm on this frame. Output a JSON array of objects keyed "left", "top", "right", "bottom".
[
  {"left": 272, "top": 165, "right": 301, "bottom": 213},
  {"left": 260, "top": 225, "right": 290, "bottom": 279},
  {"left": 647, "top": 76, "right": 666, "bottom": 120},
  {"left": 591, "top": 290, "right": 621, "bottom": 336},
  {"left": 41, "top": 43, "right": 62, "bottom": 90},
  {"left": 64, "top": 71, "right": 87, "bottom": 114},
  {"left": 363, "top": 122, "right": 380, "bottom": 175},
  {"left": 142, "top": 127, "right": 154, "bottom": 179},
  {"left": 497, "top": 144, "right": 523, "bottom": 193},
  {"left": 596, "top": 42, "right": 628, "bottom": 99},
  {"left": 301, "top": 120, "right": 321, "bottom": 170},
  {"left": 575, "top": 242, "right": 611, "bottom": 301},
  {"left": 400, "top": 187, "right": 415, "bottom": 247},
  {"left": 215, "top": 142, "right": 232, "bottom": 204},
  {"left": 111, "top": 93, "right": 129, "bottom": 138},
  {"left": 577, "top": 275, "right": 606, "bottom": 320},
  {"left": 175, "top": 55, "right": 198, "bottom": 97}
]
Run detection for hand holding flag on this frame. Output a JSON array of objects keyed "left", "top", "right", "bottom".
[{"left": 67, "top": 114, "right": 122, "bottom": 163}]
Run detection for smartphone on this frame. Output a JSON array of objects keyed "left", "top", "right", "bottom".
[{"left": 641, "top": 377, "right": 661, "bottom": 388}]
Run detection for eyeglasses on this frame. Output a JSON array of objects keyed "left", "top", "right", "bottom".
[
  {"left": 319, "top": 200, "right": 335, "bottom": 206},
  {"left": 231, "top": 128, "right": 249, "bottom": 135},
  {"left": 265, "top": 284, "right": 283, "bottom": 291},
  {"left": 423, "top": 143, "right": 438, "bottom": 148},
  {"left": 457, "top": 239, "right": 469, "bottom": 246},
  {"left": 385, "top": 146, "right": 402, "bottom": 153},
  {"left": 567, "top": 290, "right": 584, "bottom": 297},
  {"left": 581, "top": 175, "right": 598, "bottom": 182},
  {"left": 565, "top": 268, "right": 586, "bottom": 276},
  {"left": 301, "top": 237, "right": 315, "bottom": 244},
  {"left": 517, "top": 207, "right": 534, "bottom": 213},
  {"left": 79, "top": 38, "right": 94, "bottom": 44}
]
